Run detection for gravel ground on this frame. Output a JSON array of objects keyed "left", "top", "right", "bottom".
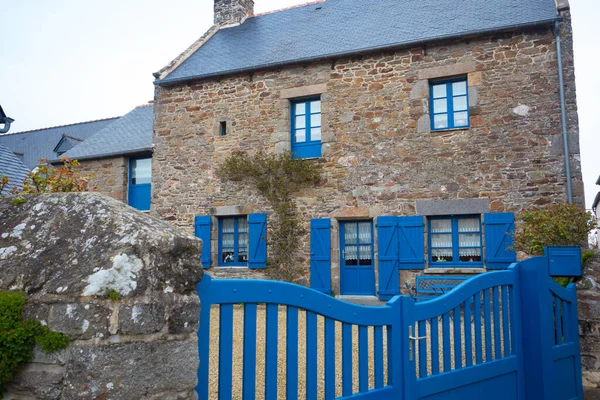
[{"left": 207, "top": 305, "right": 507, "bottom": 399}]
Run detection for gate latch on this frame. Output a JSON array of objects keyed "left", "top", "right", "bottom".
[{"left": 408, "top": 326, "right": 426, "bottom": 361}]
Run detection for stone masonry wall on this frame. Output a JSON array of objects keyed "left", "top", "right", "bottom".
[
  {"left": 0, "top": 193, "right": 203, "bottom": 399},
  {"left": 79, "top": 156, "right": 128, "bottom": 203},
  {"left": 152, "top": 14, "right": 582, "bottom": 287}
]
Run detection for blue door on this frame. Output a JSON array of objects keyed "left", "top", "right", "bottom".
[
  {"left": 340, "top": 221, "right": 375, "bottom": 295},
  {"left": 128, "top": 157, "right": 151, "bottom": 211}
]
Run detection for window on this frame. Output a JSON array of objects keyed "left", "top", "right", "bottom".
[
  {"left": 128, "top": 157, "right": 152, "bottom": 211},
  {"left": 430, "top": 78, "right": 469, "bottom": 130},
  {"left": 218, "top": 216, "right": 249, "bottom": 266},
  {"left": 429, "top": 215, "right": 482, "bottom": 267},
  {"left": 220, "top": 121, "right": 227, "bottom": 136},
  {"left": 291, "top": 98, "right": 321, "bottom": 158}
]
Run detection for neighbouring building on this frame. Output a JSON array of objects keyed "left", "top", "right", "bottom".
[
  {"left": 156, "top": 0, "right": 580, "bottom": 299},
  {"left": 593, "top": 176, "right": 600, "bottom": 219},
  {"left": 0, "top": 141, "right": 30, "bottom": 194}
]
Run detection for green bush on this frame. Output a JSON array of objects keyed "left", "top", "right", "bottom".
[
  {"left": 513, "top": 203, "right": 596, "bottom": 256},
  {"left": 0, "top": 291, "right": 69, "bottom": 397}
]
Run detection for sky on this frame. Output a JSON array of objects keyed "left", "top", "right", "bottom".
[{"left": 1, "top": 0, "right": 598, "bottom": 209}]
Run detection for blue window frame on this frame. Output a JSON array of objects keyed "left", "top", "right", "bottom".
[
  {"left": 291, "top": 98, "right": 321, "bottom": 158},
  {"left": 218, "top": 216, "right": 249, "bottom": 266},
  {"left": 128, "top": 156, "right": 152, "bottom": 211},
  {"left": 430, "top": 78, "right": 469, "bottom": 130},
  {"left": 428, "top": 215, "right": 482, "bottom": 268}
]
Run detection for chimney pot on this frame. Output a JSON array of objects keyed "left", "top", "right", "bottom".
[{"left": 214, "top": 0, "right": 254, "bottom": 25}]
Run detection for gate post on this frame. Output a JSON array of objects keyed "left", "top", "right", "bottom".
[
  {"left": 388, "top": 294, "right": 413, "bottom": 400},
  {"left": 518, "top": 255, "right": 555, "bottom": 400}
]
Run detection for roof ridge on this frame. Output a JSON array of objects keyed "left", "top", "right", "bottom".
[
  {"left": 0, "top": 116, "right": 121, "bottom": 137},
  {"left": 250, "top": 0, "right": 326, "bottom": 18},
  {"left": 135, "top": 103, "right": 153, "bottom": 108}
]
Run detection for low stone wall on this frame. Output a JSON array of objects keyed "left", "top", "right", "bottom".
[
  {"left": 0, "top": 193, "right": 204, "bottom": 399},
  {"left": 577, "top": 249, "right": 600, "bottom": 399}
]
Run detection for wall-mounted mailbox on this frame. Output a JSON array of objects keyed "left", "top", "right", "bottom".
[{"left": 545, "top": 246, "right": 582, "bottom": 277}]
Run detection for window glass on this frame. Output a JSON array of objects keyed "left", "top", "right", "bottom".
[
  {"left": 310, "top": 127, "right": 321, "bottom": 141},
  {"left": 454, "top": 112, "right": 469, "bottom": 127},
  {"left": 452, "top": 81, "right": 467, "bottom": 96},
  {"left": 453, "top": 96, "right": 468, "bottom": 111},
  {"left": 431, "top": 219, "right": 451, "bottom": 233},
  {"left": 434, "top": 114, "right": 448, "bottom": 129},
  {"left": 434, "top": 99, "right": 447, "bottom": 113},
  {"left": 219, "top": 216, "right": 248, "bottom": 266},
  {"left": 310, "top": 100, "right": 321, "bottom": 113},
  {"left": 295, "top": 129, "right": 306, "bottom": 143},
  {"left": 132, "top": 158, "right": 152, "bottom": 185},
  {"left": 432, "top": 84, "right": 447, "bottom": 99},
  {"left": 291, "top": 98, "right": 322, "bottom": 158},
  {"left": 430, "top": 216, "right": 482, "bottom": 266},
  {"left": 295, "top": 102, "right": 306, "bottom": 115},
  {"left": 430, "top": 79, "right": 469, "bottom": 130},
  {"left": 295, "top": 116, "right": 306, "bottom": 129},
  {"left": 310, "top": 113, "right": 321, "bottom": 127}
]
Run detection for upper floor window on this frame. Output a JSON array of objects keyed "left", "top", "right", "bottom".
[
  {"left": 429, "top": 215, "right": 482, "bottom": 267},
  {"left": 219, "top": 216, "right": 248, "bottom": 266},
  {"left": 430, "top": 78, "right": 469, "bottom": 130},
  {"left": 291, "top": 98, "right": 321, "bottom": 159}
]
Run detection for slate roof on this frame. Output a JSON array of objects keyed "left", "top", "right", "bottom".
[
  {"left": 157, "top": 0, "right": 560, "bottom": 85},
  {"left": 0, "top": 118, "right": 118, "bottom": 169},
  {"left": 60, "top": 104, "right": 153, "bottom": 161},
  {"left": 0, "top": 142, "right": 30, "bottom": 194}
]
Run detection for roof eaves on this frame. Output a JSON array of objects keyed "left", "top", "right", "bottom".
[
  {"left": 155, "top": 17, "right": 561, "bottom": 86},
  {"left": 2, "top": 116, "right": 121, "bottom": 137},
  {"left": 49, "top": 147, "right": 153, "bottom": 164}
]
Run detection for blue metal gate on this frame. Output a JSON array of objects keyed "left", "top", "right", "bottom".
[{"left": 196, "top": 252, "right": 583, "bottom": 400}]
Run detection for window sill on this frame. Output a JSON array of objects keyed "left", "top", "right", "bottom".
[
  {"left": 214, "top": 266, "right": 248, "bottom": 270},
  {"left": 430, "top": 127, "right": 470, "bottom": 133},
  {"left": 424, "top": 267, "right": 484, "bottom": 274}
]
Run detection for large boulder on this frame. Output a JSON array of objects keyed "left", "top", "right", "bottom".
[{"left": 0, "top": 193, "right": 203, "bottom": 399}]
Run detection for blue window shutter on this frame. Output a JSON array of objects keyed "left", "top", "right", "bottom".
[
  {"left": 194, "top": 216, "right": 212, "bottom": 269},
  {"left": 310, "top": 219, "right": 331, "bottom": 294},
  {"left": 248, "top": 213, "right": 267, "bottom": 269},
  {"left": 398, "top": 216, "right": 425, "bottom": 270},
  {"left": 484, "top": 212, "right": 517, "bottom": 270},
  {"left": 377, "top": 216, "right": 400, "bottom": 300}
]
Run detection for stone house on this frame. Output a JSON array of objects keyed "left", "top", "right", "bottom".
[{"left": 152, "top": 0, "right": 583, "bottom": 299}]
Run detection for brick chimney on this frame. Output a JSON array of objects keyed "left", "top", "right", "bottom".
[{"left": 214, "top": 0, "right": 254, "bottom": 25}]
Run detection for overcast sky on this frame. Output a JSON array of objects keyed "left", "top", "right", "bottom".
[{"left": 1, "top": 0, "right": 598, "bottom": 209}]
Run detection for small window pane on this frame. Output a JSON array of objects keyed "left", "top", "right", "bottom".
[
  {"left": 222, "top": 218, "right": 234, "bottom": 233},
  {"left": 310, "top": 100, "right": 321, "bottom": 113},
  {"left": 310, "top": 127, "right": 321, "bottom": 141},
  {"left": 432, "top": 248, "right": 453, "bottom": 262},
  {"left": 238, "top": 218, "right": 248, "bottom": 233},
  {"left": 295, "top": 115, "right": 306, "bottom": 129},
  {"left": 459, "top": 233, "right": 481, "bottom": 247},
  {"left": 454, "top": 111, "right": 469, "bottom": 127},
  {"left": 222, "top": 250, "right": 235, "bottom": 263},
  {"left": 222, "top": 233, "right": 234, "bottom": 247},
  {"left": 132, "top": 158, "right": 152, "bottom": 185},
  {"left": 295, "top": 129, "right": 306, "bottom": 143},
  {"left": 238, "top": 248, "right": 248, "bottom": 263},
  {"left": 432, "top": 84, "right": 447, "bottom": 99},
  {"left": 358, "top": 222, "right": 372, "bottom": 243},
  {"left": 345, "top": 223, "right": 357, "bottom": 245},
  {"left": 453, "top": 96, "right": 468, "bottom": 111},
  {"left": 238, "top": 233, "right": 248, "bottom": 248},
  {"left": 431, "top": 234, "right": 453, "bottom": 248},
  {"left": 458, "top": 218, "right": 480, "bottom": 232},
  {"left": 431, "top": 219, "right": 451, "bottom": 233},
  {"left": 345, "top": 244, "right": 357, "bottom": 263},
  {"left": 295, "top": 102, "right": 306, "bottom": 115},
  {"left": 459, "top": 248, "right": 482, "bottom": 262},
  {"left": 310, "top": 113, "right": 321, "bottom": 127},
  {"left": 434, "top": 114, "right": 448, "bottom": 129},
  {"left": 358, "top": 245, "right": 372, "bottom": 265},
  {"left": 452, "top": 81, "right": 467, "bottom": 96},
  {"left": 433, "top": 99, "right": 447, "bottom": 114}
]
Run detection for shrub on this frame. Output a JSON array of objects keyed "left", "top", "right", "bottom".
[
  {"left": 0, "top": 291, "right": 69, "bottom": 396},
  {"left": 513, "top": 203, "right": 596, "bottom": 256},
  {"left": 21, "top": 157, "right": 93, "bottom": 194}
]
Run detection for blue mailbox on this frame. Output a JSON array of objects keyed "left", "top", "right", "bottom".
[{"left": 545, "top": 246, "right": 582, "bottom": 277}]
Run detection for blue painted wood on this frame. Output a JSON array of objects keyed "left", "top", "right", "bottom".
[
  {"left": 430, "top": 317, "right": 440, "bottom": 375},
  {"left": 554, "top": 296, "right": 563, "bottom": 345},
  {"left": 483, "top": 289, "right": 492, "bottom": 362},
  {"left": 442, "top": 312, "right": 451, "bottom": 372},
  {"left": 376, "top": 216, "right": 400, "bottom": 300},
  {"left": 310, "top": 219, "right": 331, "bottom": 294},
  {"left": 128, "top": 156, "right": 151, "bottom": 211},
  {"left": 493, "top": 286, "right": 501, "bottom": 360},
  {"left": 218, "top": 304, "right": 234, "bottom": 399},
  {"left": 430, "top": 78, "right": 470, "bottom": 131},
  {"left": 194, "top": 216, "right": 212, "bottom": 269},
  {"left": 324, "top": 317, "right": 335, "bottom": 400},
  {"left": 373, "top": 326, "right": 384, "bottom": 389},
  {"left": 464, "top": 297, "right": 473, "bottom": 367},
  {"left": 454, "top": 305, "right": 462, "bottom": 369},
  {"left": 286, "top": 306, "right": 299, "bottom": 400},
  {"left": 399, "top": 216, "right": 426, "bottom": 270},
  {"left": 290, "top": 98, "right": 322, "bottom": 159},
  {"left": 474, "top": 291, "right": 483, "bottom": 365},
  {"left": 358, "top": 326, "right": 368, "bottom": 393},
  {"left": 428, "top": 216, "right": 482, "bottom": 268},
  {"left": 501, "top": 286, "right": 510, "bottom": 358},
  {"left": 243, "top": 304, "right": 257, "bottom": 400},
  {"left": 340, "top": 221, "right": 375, "bottom": 295},
  {"left": 306, "top": 311, "right": 318, "bottom": 400},
  {"left": 546, "top": 246, "right": 582, "bottom": 277},
  {"left": 342, "top": 323, "right": 353, "bottom": 396},
  {"left": 484, "top": 212, "right": 516, "bottom": 270},
  {"left": 418, "top": 320, "right": 427, "bottom": 378},
  {"left": 196, "top": 277, "right": 212, "bottom": 400},
  {"left": 248, "top": 213, "right": 267, "bottom": 269},
  {"left": 265, "top": 304, "right": 278, "bottom": 400}
]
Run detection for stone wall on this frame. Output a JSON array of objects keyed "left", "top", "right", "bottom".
[
  {"left": 152, "top": 10, "right": 582, "bottom": 287},
  {"left": 0, "top": 193, "right": 203, "bottom": 399},
  {"left": 79, "top": 156, "right": 128, "bottom": 203},
  {"left": 577, "top": 249, "right": 600, "bottom": 399},
  {"left": 214, "top": 0, "right": 254, "bottom": 25}
]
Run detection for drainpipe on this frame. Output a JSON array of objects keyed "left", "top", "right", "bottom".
[{"left": 555, "top": 21, "right": 573, "bottom": 204}]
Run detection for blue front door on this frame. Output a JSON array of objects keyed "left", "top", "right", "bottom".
[
  {"left": 340, "top": 221, "right": 375, "bottom": 295},
  {"left": 128, "top": 157, "right": 151, "bottom": 211}
]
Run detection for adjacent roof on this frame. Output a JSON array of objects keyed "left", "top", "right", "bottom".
[
  {"left": 156, "top": 0, "right": 560, "bottom": 85},
  {"left": 0, "top": 142, "right": 30, "bottom": 194},
  {"left": 60, "top": 104, "right": 153, "bottom": 161},
  {"left": 0, "top": 118, "right": 118, "bottom": 169}
]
